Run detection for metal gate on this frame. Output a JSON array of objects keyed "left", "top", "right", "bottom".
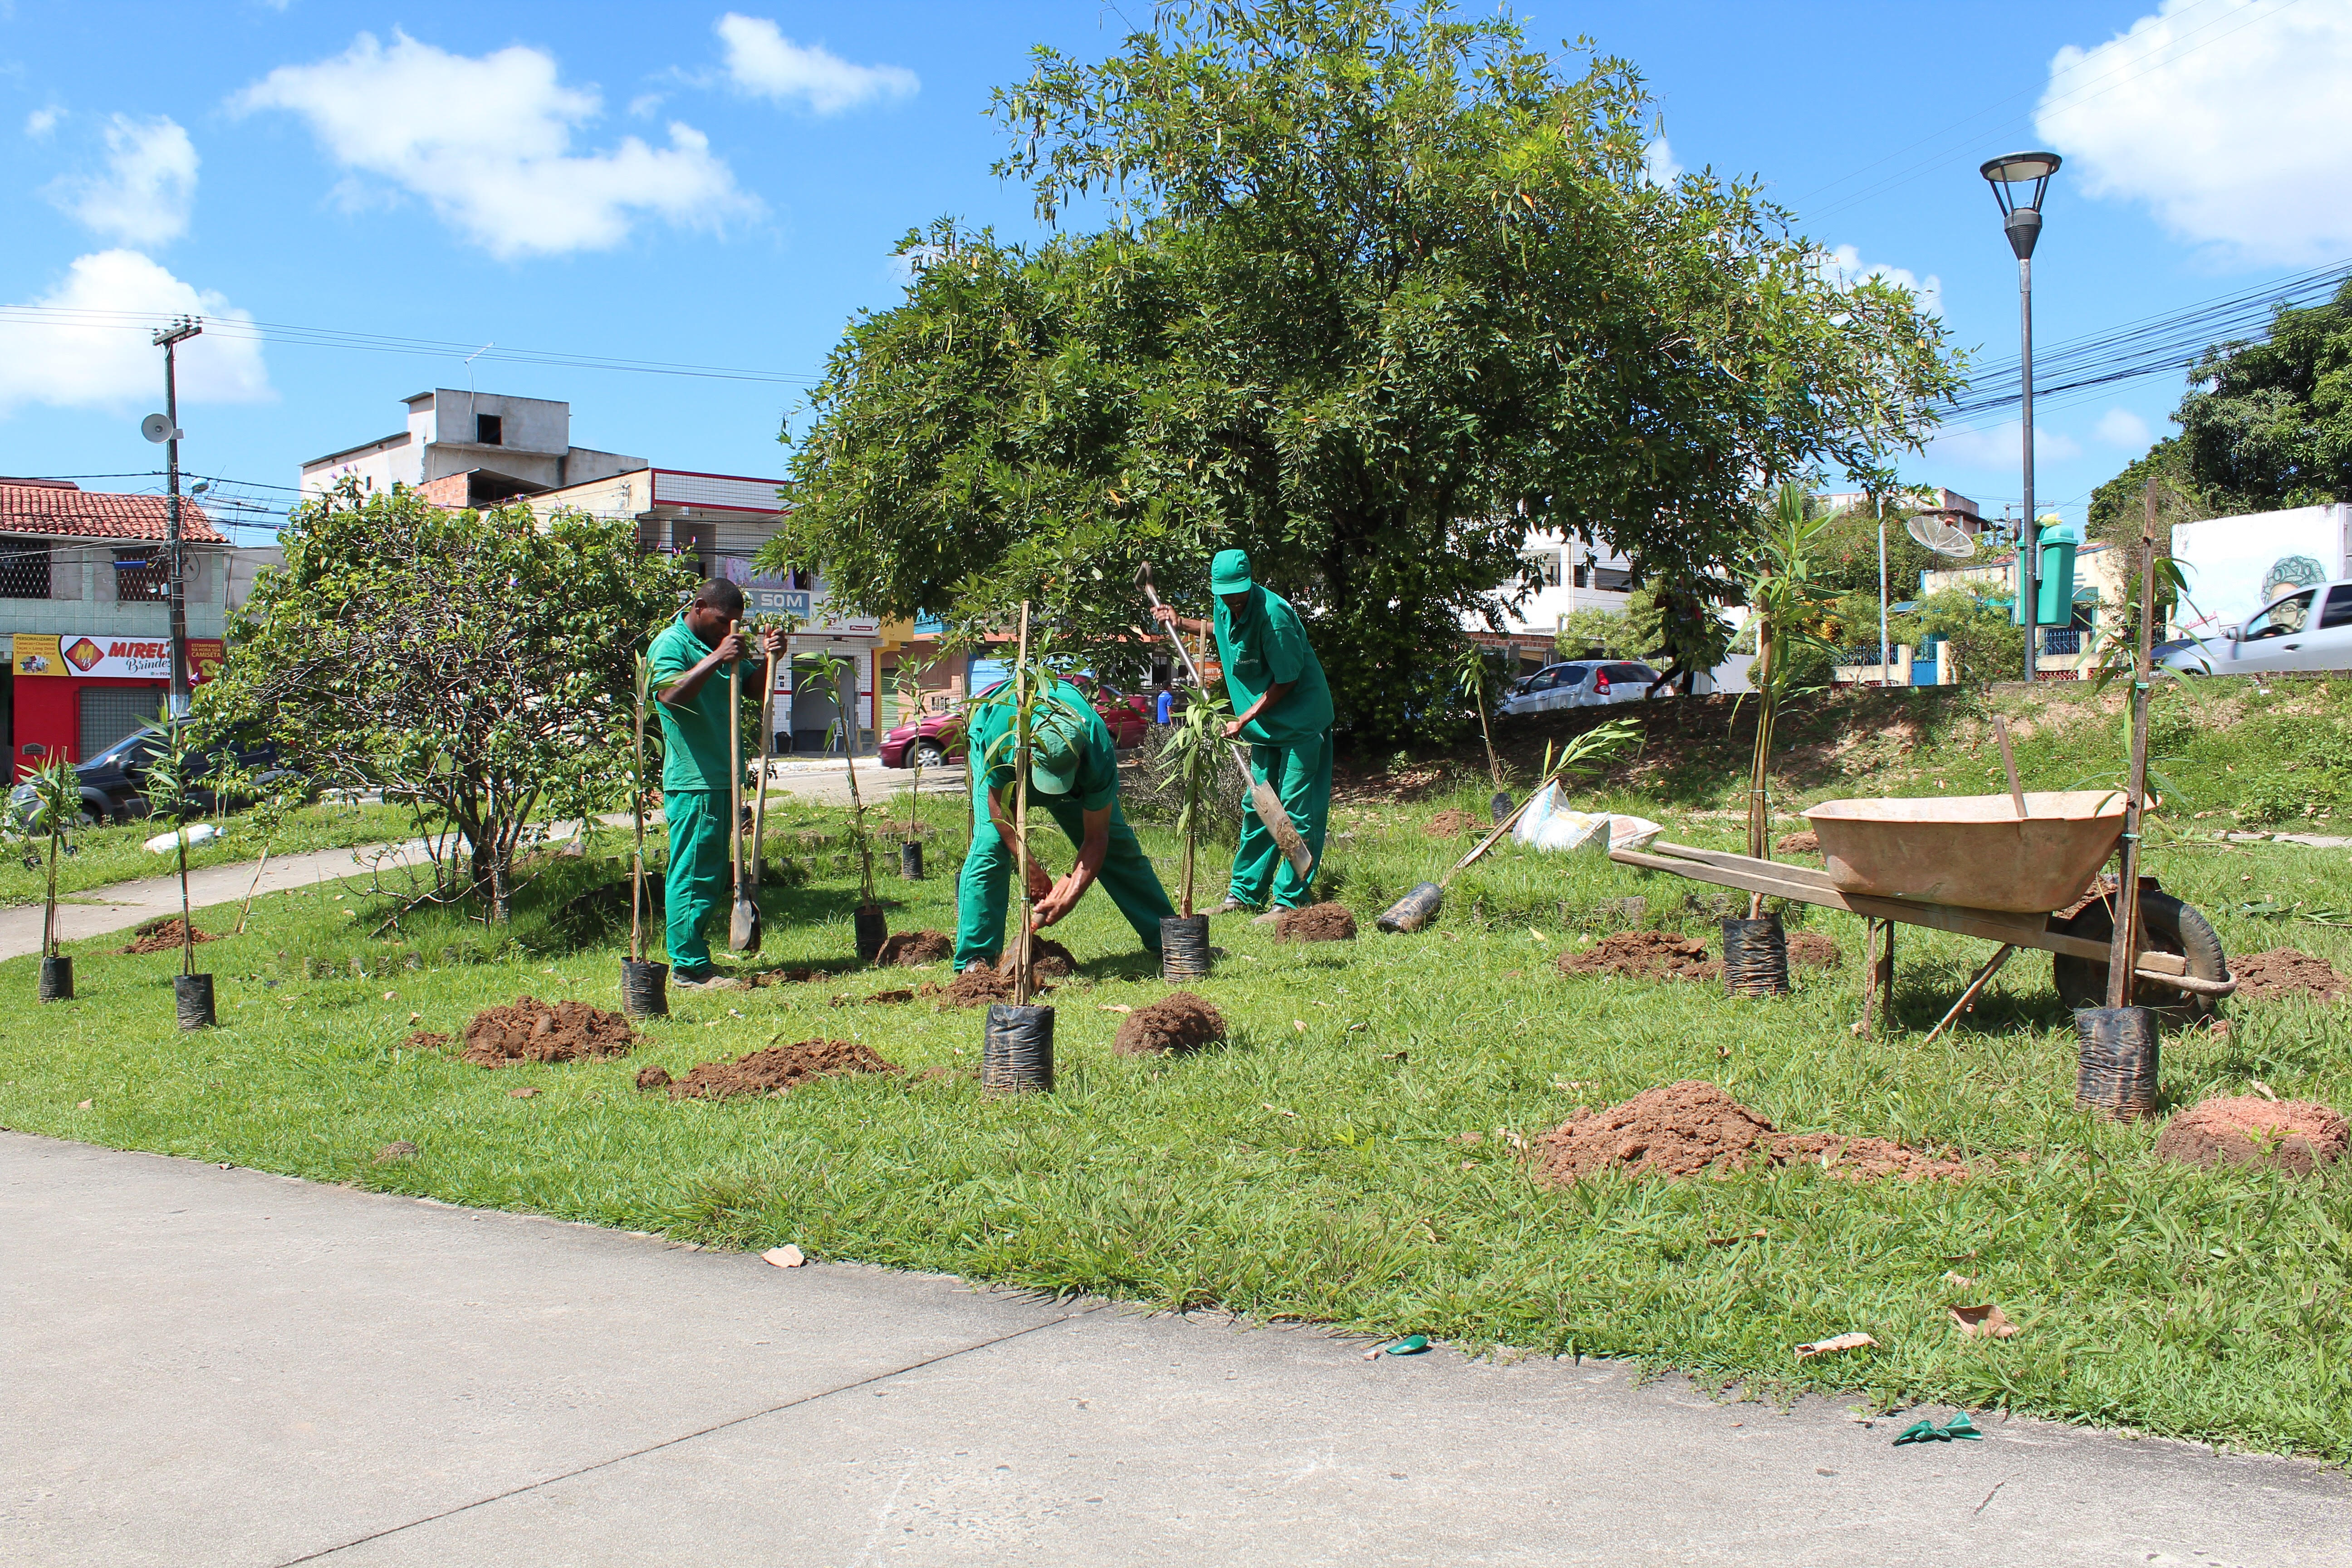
[{"left": 79, "top": 686, "right": 163, "bottom": 761}]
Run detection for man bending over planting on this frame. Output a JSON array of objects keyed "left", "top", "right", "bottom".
[
  {"left": 1152, "top": 548, "right": 1333, "bottom": 921},
  {"left": 649, "top": 579, "right": 788, "bottom": 989},
  {"left": 953, "top": 675, "right": 1176, "bottom": 972}
]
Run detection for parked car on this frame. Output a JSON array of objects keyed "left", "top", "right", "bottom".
[
  {"left": 877, "top": 676, "right": 1149, "bottom": 768},
  {"left": 2157, "top": 581, "right": 2352, "bottom": 677},
  {"left": 1496, "top": 660, "right": 1664, "bottom": 716},
  {"left": 8, "top": 731, "right": 296, "bottom": 827}
]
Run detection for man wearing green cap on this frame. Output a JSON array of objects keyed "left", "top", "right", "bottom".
[
  {"left": 1152, "top": 547, "right": 1334, "bottom": 916},
  {"left": 953, "top": 675, "right": 1177, "bottom": 971}
]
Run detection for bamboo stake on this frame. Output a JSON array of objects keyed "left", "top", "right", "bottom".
[
  {"left": 1746, "top": 614, "right": 1772, "bottom": 919},
  {"left": 1013, "top": 601, "right": 1034, "bottom": 1007},
  {"left": 2105, "top": 483, "right": 2161, "bottom": 1009},
  {"left": 1921, "top": 944, "right": 2016, "bottom": 1046}
]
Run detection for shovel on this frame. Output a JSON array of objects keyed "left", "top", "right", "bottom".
[
  {"left": 1135, "top": 563, "right": 1314, "bottom": 880},
  {"left": 727, "top": 622, "right": 761, "bottom": 954}
]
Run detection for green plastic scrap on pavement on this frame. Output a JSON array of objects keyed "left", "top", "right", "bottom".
[
  {"left": 1385, "top": 1334, "right": 1431, "bottom": 1356},
  {"left": 1893, "top": 1412, "right": 1983, "bottom": 1446}
]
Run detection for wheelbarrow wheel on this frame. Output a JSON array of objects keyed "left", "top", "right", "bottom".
[{"left": 2051, "top": 888, "right": 2225, "bottom": 1021}]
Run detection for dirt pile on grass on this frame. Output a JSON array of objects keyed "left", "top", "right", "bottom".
[
  {"left": 931, "top": 966, "right": 1052, "bottom": 1006},
  {"left": 1534, "top": 1080, "right": 1969, "bottom": 1184},
  {"left": 666, "top": 1039, "right": 900, "bottom": 1100},
  {"left": 875, "top": 930, "right": 952, "bottom": 966},
  {"left": 459, "top": 997, "right": 636, "bottom": 1067},
  {"left": 1786, "top": 931, "right": 1841, "bottom": 969},
  {"left": 1559, "top": 930, "right": 1719, "bottom": 982},
  {"left": 747, "top": 966, "right": 833, "bottom": 987},
  {"left": 118, "top": 917, "right": 217, "bottom": 955},
  {"left": 1113, "top": 991, "right": 1227, "bottom": 1055},
  {"left": 2230, "top": 948, "right": 2345, "bottom": 1003},
  {"left": 1774, "top": 829, "right": 1820, "bottom": 856},
  {"left": 635, "top": 1065, "right": 673, "bottom": 1092},
  {"left": 1275, "top": 902, "right": 1357, "bottom": 942},
  {"left": 404, "top": 1030, "right": 450, "bottom": 1052},
  {"left": 2155, "top": 1096, "right": 2347, "bottom": 1174},
  {"left": 1424, "top": 808, "right": 1474, "bottom": 838},
  {"left": 996, "top": 938, "right": 1078, "bottom": 978}
]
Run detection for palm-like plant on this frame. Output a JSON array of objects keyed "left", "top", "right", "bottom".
[
  {"left": 1738, "top": 483, "right": 1838, "bottom": 911},
  {"left": 1452, "top": 639, "right": 1509, "bottom": 818},
  {"left": 1157, "top": 685, "right": 1230, "bottom": 918},
  {"left": 136, "top": 719, "right": 209, "bottom": 978},
  {"left": 14, "top": 754, "right": 85, "bottom": 968},
  {"left": 893, "top": 653, "right": 937, "bottom": 848}
]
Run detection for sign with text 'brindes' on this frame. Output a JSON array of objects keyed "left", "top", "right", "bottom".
[{"left": 14, "top": 634, "right": 225, "bottom": 682}]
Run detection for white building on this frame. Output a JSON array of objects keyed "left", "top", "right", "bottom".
[
  {"left": 1473, "top": 527, "right": 1637, "bottom": 671},
  {"left": 299, "top": 389, "right": 647, "bottom": 510}
]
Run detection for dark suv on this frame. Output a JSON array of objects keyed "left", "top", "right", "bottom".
[{"left": 10, "top": 731, "right": 297, "bottom": 826}]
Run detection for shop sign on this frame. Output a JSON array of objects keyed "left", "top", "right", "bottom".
[{"left": 14, "top": 634, "right": 225, "bottom": 682}]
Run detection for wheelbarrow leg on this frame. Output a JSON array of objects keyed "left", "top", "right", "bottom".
[
  {"left": 1921, "top": 944, "right": 2015, "bottom": 1047},
  {"left": 1858, "top": 919, "right": 1897, "bottom": 1037},
  {"left": 1875, "top": 921, "right": 1896, "bottom": 1034}
]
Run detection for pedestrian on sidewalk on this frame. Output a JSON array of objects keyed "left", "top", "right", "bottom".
[
  {"left": 648, "top": 581, "right": 788, "bottom": 989},
  {"left": 1151, "top": 548, "right": 1333, "bottom": 921}
]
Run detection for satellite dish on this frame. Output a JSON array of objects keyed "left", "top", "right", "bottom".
[
  {"left": 1905, "top": 513, "right": 1977, "bottom": 558},
  {"left": 140, "top": 412, "right": 177, "bottom": 444}
]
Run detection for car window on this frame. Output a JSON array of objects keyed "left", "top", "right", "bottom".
[
  {"left": 1553, "top": 666, "right": 1588, "bottom": 687},
  {"left": 1603, "top": 663, "right": 1652, "bottom": 682},
  {"left": 2323, "top": 586, "right": 2352, "bottom": 631},
  {"left": 2244, "top": 590, "right": 2315, "bottom": 640}
]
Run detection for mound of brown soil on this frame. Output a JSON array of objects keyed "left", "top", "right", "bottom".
[
  {"left": 1774, "top": 829, "right": 1820, "bottom": 856},
  {"left": 635, "top": 1064, "right": 674, "bottom": 1092},
  {"left": 875, "top": 930, "right": 952, "bottom": 966},
  {"left": 404, "top": 1030, "right": 450, "bottom": 1053},
  {"left": 119, "top": 917, "right": 217, "bottom": 955},
  {"left": 1786, "top": 931, "right": 1841, "bottom": 969},
  {"left": 2230, "top": 948, "right": 2345, "bottom": 1003},
  {"left": 460, "top": 997, "right": 636, "bottom": 1067},
  {"left": 932, "top": 966, "right": 1054, "bottom": 1006},
  {"left": 2155, "top": 1095, "right": 2347, "bottom": 1174},
  {"left": 1534, "top": 1081, "right": 1969, "bottom": 1184},
  {"left": 1113, "top": 991, "right": 1227, "bottom": 1055},
  {"left": 1424, "top": 808, "right": 1474, "bottom": 838},
  {"left": 1275, "top": 902, "right": 1357, "bottom": 942},
  {"left": 747, "top": 966, "right": 832, "bottom": 987},
  {"left": 996, "top": 938, "right": 1077, "bottom": 978},
  {"left": 838, "top": 988, "right": 915, "bottom": 1006},
  {"left": 1559, "top": 930, "right": 1719, "bottom": 982},
  {"left": 667, "top": 1039, "right": 900, "bottom": 1100}
]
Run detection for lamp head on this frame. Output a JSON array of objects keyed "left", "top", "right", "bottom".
[{"left": 1980, "top": 152, "right": 2061, "bottom": 256}]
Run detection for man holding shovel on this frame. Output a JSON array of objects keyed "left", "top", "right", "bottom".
[
  {"left": 1152, "top": 548, "right": 1333, "bottom": 919},
  {"left": 649, "top": 580, "right": 787, "bottom": 989},
  {"left": 953, "top": 676, "right": 1176, "bottom": 973}
]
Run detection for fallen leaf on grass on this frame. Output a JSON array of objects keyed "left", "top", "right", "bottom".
[
  {"left": 1528, "top": 929, "right": 1548, "bottom": 943},
  {"left": 1380, "top": 1050, "right": 1408, "bottom": 1062},
  {"left": 762, "top": 1245, "right": 806, "bottom": 1269},
  {"left": 1949, "top": 1303, "right": 2020, "bottom": 1339},
  {"left": 1098, "top": 1004, "right": 1133, "bottom": 1014},
  {"left": 75, "top": 1098, "right": 92, "bottom": 1109},
  {"left": 382, "top": 990, "right": 397, "bottom": 1001},
  {"left": 1795, "top": 1332, "right": 1877, "bottom": 1360},
  {"left": 508, "top": 1087, "right": 540, "bottom": 1100},
  {"left": 408, "top": 1011, "right": 421, "bottom": 1024},
  {"left": 1294, "top": 1019, "right": 1307, "bottom": 1032},
  {"left": 2251, "top": 1078, "right": 2279, "bottom": 1102},
  {"left": 1707, "top": 1230, "right": 1768, "bottom": 1247},
  {"left": 1943, "top": 1271, "right": 1977, "bottom": 1291}
]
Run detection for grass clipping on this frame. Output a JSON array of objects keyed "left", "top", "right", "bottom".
[
  {"left": 460, "top": 998, "right": 636, "bottom": 1066},
  {"left": 1535, "top": 1081, "right": 1968, "bottom": 1183}
]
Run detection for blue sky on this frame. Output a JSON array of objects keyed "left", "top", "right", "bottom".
[{"left": 3, "top": 1, "right": 2347, "bottom": 542}]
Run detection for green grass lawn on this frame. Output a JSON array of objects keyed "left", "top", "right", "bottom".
[
  {"left": 1, "top": 697, "right": 2348, "bottom": 1465},
  {"left": 0, "top": 799, "right": 425, "bottom": 909}
]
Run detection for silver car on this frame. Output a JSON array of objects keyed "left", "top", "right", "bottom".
[
  {"left": 2158, "top": 581, "right": 2352, "bottom": 676},
  {"left": 1497, "top": 660, "right": 1661, "bottom": 715}
]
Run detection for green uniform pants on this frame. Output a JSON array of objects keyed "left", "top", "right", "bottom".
[
  {"left": 662, "top": 789, "right": 728, "bottom": 975},
  {"left": 954, "top": 780, "right": 1176, "bottom": 972},
  {"left": 1228, "top": 728, "right": 1333, "bottom": 911}
]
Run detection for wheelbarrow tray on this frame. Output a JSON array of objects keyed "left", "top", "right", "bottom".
[{"left": 1803, "top": 791, "right": 2125, "bottom": 914}]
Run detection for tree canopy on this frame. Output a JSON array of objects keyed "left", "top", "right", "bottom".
[
  {"left": 2175, "top": 277, "right": 2352, "bottom": 512},
  {"left": 765, "top": 0, "right": 1956, "bottom": 745}
]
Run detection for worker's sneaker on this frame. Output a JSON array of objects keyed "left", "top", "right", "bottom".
[
  {"left": 1208, "top": 899, "right": 1254, "bottom": 916},
  {"left": 1252, "top": 909, "right": 1286, "bottom": 926},
  {"left": 673, "top": 969, "right": 743, "bottom": 991}
]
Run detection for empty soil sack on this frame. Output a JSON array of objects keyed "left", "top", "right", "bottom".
[
  {"left": 875, "top": 930, "right": 952, "bottom": 966},
  {"left": 1774, "top": 829, "right": 1820, "bottom": 856},
  {"left": 1785, "top": 931, "right": 1841, "bottom": 969},
  {"left": 1534, "top": 1080, "right": 1968, "bottom": 1184},
  {"left": 1424, "top": 808, "right": 1474, "bottom": 838},
  {"left": 1275, "top": 902, "right": 1357, "bottom": 942},
  {"left": 996, "top": 938, "right": 1078, "bottom": 978},
  {"left": 1559, "top": 930, "right": 1719, "bottom": 983},
  {"left": 667, "top": 1039, "right": 900, "bottom": 1101},
  {"left": 2229, "top": 948, "right": 2345, "bottom": 1003},
  {"left": 118, "top": 917, "right": 217, "bottom": 955},
  {"left": 2155, "top": 1096, "right": 2347, "bottom": 1175},
  {"left": 460, "top": 997, "right": 636, "bottom": 1067},
  {"left": 1113, "top": 991, "right": 1227, "bottom": 1056}
]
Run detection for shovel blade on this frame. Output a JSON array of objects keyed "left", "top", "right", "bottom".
[{"left": 729, "top": 895, "right": 761, "bottom": 954}]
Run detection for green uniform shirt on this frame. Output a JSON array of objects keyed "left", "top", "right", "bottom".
[
  {"left": 648, "top": 615, "right": 736, "bottom": 792},
  {"left": 965, "top": 678, "right": 1121, "bottom": 812},
  {"left": 1215, "top": 585, "right": 1333, "bottom": 744}
]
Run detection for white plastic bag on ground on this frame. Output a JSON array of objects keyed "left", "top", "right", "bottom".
[
  {"left": 1534, "top": 809, "right": 1613, "bottom": 854},
  {"left": 1512, "top": 784, "right": 1660, "bottom": 855},
  {"left": 143, "top": 822, "right": 222, "bottom": 855}
]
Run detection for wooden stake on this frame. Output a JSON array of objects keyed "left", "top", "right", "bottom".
[
  {"left": 1922, "top": 944, "right": 2016, "bottom": 1046},
  {"left": 1992, "top": 716, "right": 2027, "bottom": 818},
  {"left": 2105, "top": 482, "right": 2161, "bottom": 1009},
  {"left": 1013, "top": 600, "right": 1034, "bottom": 1007}
]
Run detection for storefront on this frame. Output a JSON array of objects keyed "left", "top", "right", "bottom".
[
  {"left": 10, "top": 634, "right": 224, "bottom": 775},
  {"left": 716, "top": 564, "right": 882, "bottom": 753}
]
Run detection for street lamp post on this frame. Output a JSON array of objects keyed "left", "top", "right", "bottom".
[
  {"left": 152, "top": 316, "right": 202, "bottom": 718},
  {"left": 1980, "top": 152, "right": 2060, "bottom": 683}
]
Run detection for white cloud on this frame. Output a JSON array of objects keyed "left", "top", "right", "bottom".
[
  {"left": 24, "top": 106, "right": 61, "bottom": 139},
  {"left": 2095, "top": 407, "right": 2153, "bottom": 448},
  {"left": 1817, "top": 242, "right": 1943, "bottom": 317},
  {"left": 1928, "top": 418, "right": 2082, "bottom": 469},
  {"left": 2036, "top": 0, "right": 2352, "bottom": 265},
  {"left": 47, "top": 114, "right": 197, "bottom": 246},
  {"left": 0, "top": 250, "right": 272, "bottom": 415},
  {"left": 232, "top": 30, "right": 758, "bottom": 260},
  {"left": 715, "top": 14, "right": 917, "bottom": 114},
  {"left": 628, "top": 92, "right": 666, "bottom": 118},
  {"left": 1641, "top": 136, "right": 1682, "bottom": 186}
]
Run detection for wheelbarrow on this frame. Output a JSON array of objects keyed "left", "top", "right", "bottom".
[{"left": 1609, "top": 790, "right": 2234, "bottom": 1035}]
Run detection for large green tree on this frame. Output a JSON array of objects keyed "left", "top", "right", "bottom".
[
  {"left": 767, "top": 0, "right": 1956, "bottom": 745},
  {"left": 2175, "top": 278, "right": 2352, "bottom": 512}
]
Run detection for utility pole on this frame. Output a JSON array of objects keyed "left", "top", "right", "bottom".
[{"left": 153, "top": 317, "right": 201, "bottom": 717}]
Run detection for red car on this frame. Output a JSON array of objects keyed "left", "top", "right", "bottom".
[{"left": 878, "top": 677, "right": 1148, "bottom": 768}]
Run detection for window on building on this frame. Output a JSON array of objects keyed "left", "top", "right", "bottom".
[
  {"left": 476, "top": 413, "right": 504, "bottom": 446},
  {"left": 113, "top": 548, "right": 170, "bottom": 601},
  {"left": 1593, "top": 565, "right": 1634, "bottom": 593},
  {"left": 1522, "top": 550, "right": 1562, "bottom": 588},
  {"left": 0, "top": 538, "right": 52, "bottom": 600},
  {"left": 671, "top": 521, "right": 715, "bottom": 582}
]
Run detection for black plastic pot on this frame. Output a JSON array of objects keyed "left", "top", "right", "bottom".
[
  {"left": 983, "top": 1002, "right": 1055, "bottom": 1093},
  {"left": 854, "top": 905, "right": 888, "bottom": 963},
  {"left": 1490, "top": 791, "right": 1512, "bottom": 824},
  {"left": 1160, "top": 914, "right": 1212, "bottom": 980},
  {"left": 1720, "top": 915, "right": 1790, "bottom": 998},
  {"left": 1375, "top": 881, "right": 1444, "bottom": 934},
  {"left": 900, "top": 840, "right": 924, "bottom": 880},
  {"left": 174, "top": 973, "right": 216, "bottom": 1030},
  {"left": 619, "top": 957, "right": 669, "bottom": 1018},
  {"left": 38, "top": 955, "right": 72, "bottom": 1002},
  {"left": 2075, "top": 1006, "right": 2160, "bottom": 1119}
]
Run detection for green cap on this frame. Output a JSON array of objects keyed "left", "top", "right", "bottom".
[
  {"left": 1026, "top": 705, "right": 1084, "bottom": 796},
  {"left": 1209, "top": 548, "right": 1254, "bottom": 594}
]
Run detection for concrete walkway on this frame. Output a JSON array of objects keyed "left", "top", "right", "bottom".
[{"left": 5, "top": 1134, "right": 2342, "bottom": 1567}]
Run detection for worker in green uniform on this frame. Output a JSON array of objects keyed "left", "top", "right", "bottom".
[
  {"left": 953, "top": 676, "right": 1176, "bottom": 972},
  {"left": 1152, "top": 548, "right": 1334, "bottom": 918},
  {"left": 648, "top": 580, "right": 788, "bottom": 989}
]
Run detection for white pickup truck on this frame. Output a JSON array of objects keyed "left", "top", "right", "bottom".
[{"left": 2158, "top": 579, "right": 2352, "bottom": 676}]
